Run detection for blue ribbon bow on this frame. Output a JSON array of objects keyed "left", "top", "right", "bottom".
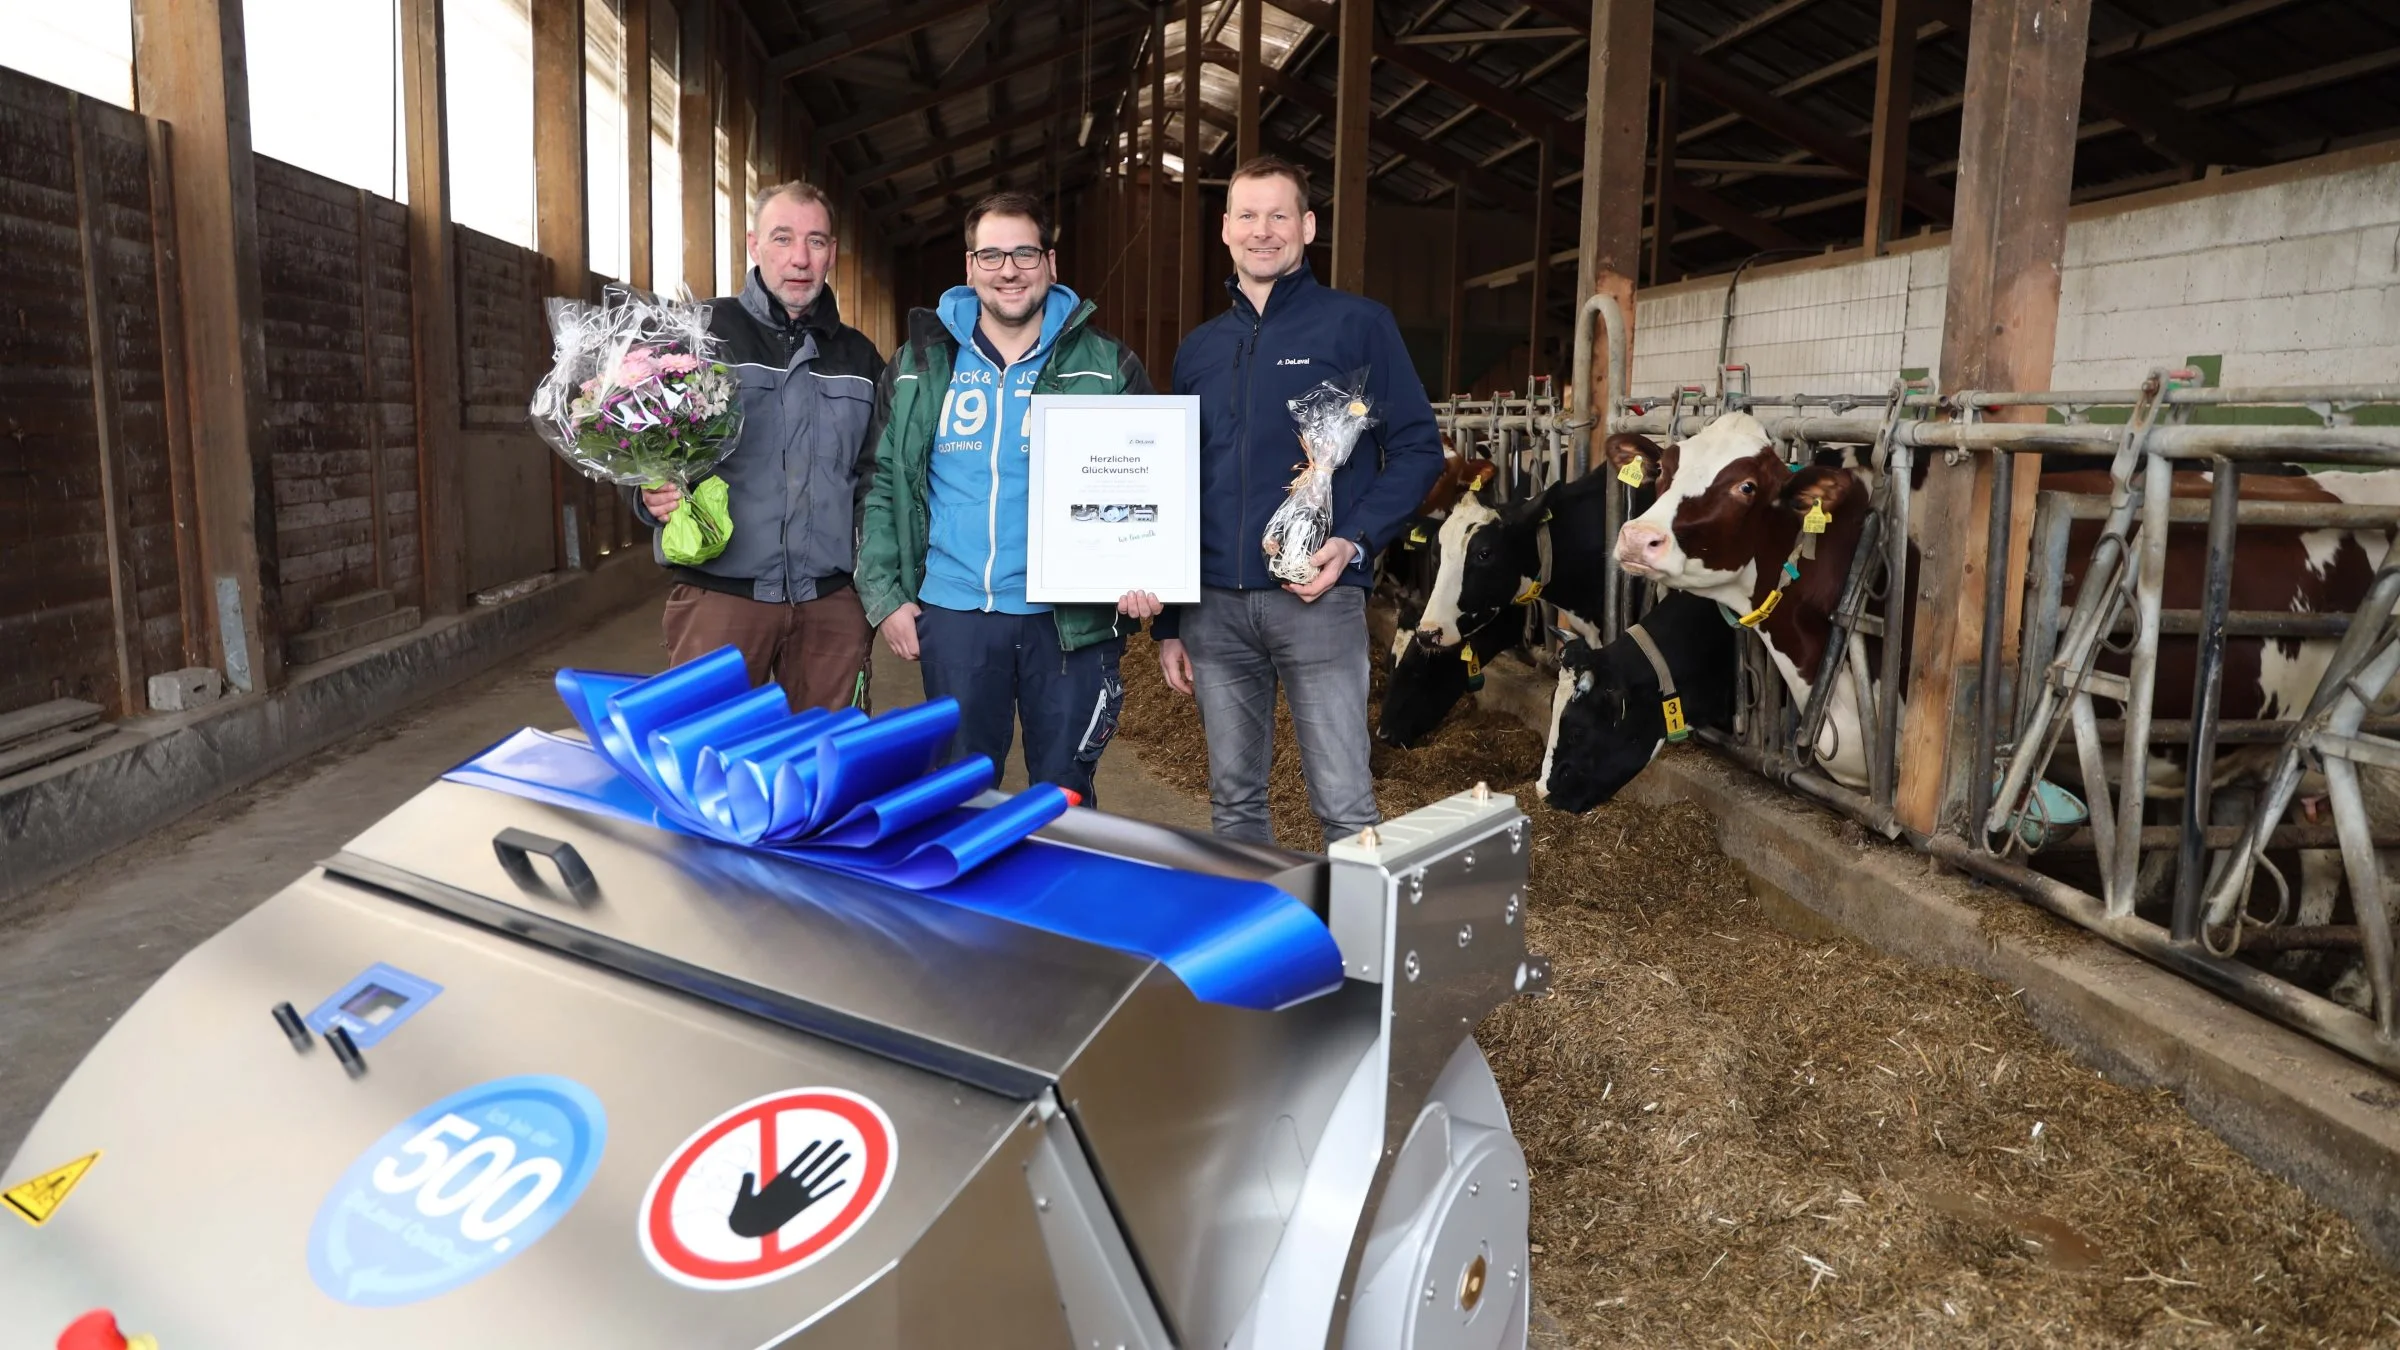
[{"left": 442, "top": 647, "right": 1343, "bottom": 1010}]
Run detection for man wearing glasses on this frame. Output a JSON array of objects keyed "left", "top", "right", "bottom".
[{"left": 856, "top": 193, "right": 1155, "bottom": 802}]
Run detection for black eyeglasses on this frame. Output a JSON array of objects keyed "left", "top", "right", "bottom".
[{"left": 970, "top": 246, "right": 1047, "bottom": 270}]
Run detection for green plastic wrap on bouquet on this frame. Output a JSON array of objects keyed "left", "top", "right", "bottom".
[{"left": 660, "top": 477, "right": 733, "bottom": 565}]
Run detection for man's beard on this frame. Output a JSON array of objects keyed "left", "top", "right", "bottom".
[
  {"left": 985, "top": 288, "right": 1044, "bottom": 325},
  {"left": 778, "top": 276, "right": 822, "bottom": 313}
]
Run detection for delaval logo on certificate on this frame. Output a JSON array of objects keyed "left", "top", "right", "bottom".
[{"left": 1029, "top": 395, "right": 1201, "bottom": 604}]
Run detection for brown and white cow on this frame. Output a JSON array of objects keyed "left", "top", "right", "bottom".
[{"left": 1610, "top": 411, "right": 2400, "bottom": 1008}]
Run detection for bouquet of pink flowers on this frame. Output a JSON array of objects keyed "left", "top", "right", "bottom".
[{"left": 530, "top": 288, "right": 743, "bottom": 561}]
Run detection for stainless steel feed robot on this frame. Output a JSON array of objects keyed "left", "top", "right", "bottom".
[{"left": 2, "top": 655, "right": 1548, "bottom": 1350}]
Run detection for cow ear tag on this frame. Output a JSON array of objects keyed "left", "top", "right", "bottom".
[
  {"left": 1662, "top": 696, "right": 1689, "bottom": 742},
  {"left": 1617, "top": 459, "right": 1644, "bottom": 487},
  {"left": 1513, "top": 579, "right": 1545, "bottom": 605},
  {"left": 1461, "top": 643, "right": 1482, "bottom": 677},
  {"left": 1802, "top": 500, "right": 1831, "bottom": 534},
  {"left": 1408, "top": 525, "right": 1428, "bottom": 545}
]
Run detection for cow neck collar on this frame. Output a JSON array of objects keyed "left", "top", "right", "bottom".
[
  {"left": 1722, "top": 534, "right": 1807, "bottom": 629},
  {"left": 1514, "top": 509, "right": 1555, "bottom": 605},
  {"left": 1623, "top": 621, "right": 1690, "bottom": 742}
]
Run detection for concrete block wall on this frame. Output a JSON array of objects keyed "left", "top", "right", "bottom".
[{"left": 1628, "top": 152, "right": 2400, "bottom": 399}]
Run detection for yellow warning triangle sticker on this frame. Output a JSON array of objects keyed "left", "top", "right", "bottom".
[{"left": 4, "top": 1150, "right": 99, "bottom": 1226}]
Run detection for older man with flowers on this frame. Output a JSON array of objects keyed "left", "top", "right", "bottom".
[{"left": 634, "top": 180, "right": 886, "bottom": 710}]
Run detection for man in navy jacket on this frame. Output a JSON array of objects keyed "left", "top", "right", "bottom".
[{"left": 1124, "top": 156, "right": 1444, "bottom": 847}]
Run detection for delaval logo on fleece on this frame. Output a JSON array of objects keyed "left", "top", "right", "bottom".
[{"left": 1276, "top": 358, "right": 1311, "bottom": 366}]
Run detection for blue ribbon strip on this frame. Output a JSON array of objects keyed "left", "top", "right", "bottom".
[{"left": 442, "top": 647, "right": 1344, "bottom": 1010}]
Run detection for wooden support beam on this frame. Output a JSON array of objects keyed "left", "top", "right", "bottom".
[
  {"left": 887, "top": 136, "right": 1077, "bottom": 219},
  {"left": 1236, "top": 0, "right": 1261, "bottom": 164},
  {"left": 1330, "top": 0, "right": 1372, "bottom": 292},
  {"left": 69, "top": 97, "right": 144, "bottom": 713},
  {"left": 1668, "top": 177, "right": 1804, "bottom": 252},
  {"left": 134, "top": 0, "right": 285, "bottom": 681},
  {"left": 1444, "top": 186, "right": 1466, "bottom": 395},
  {"left": 767, "top": 0, "right": 990, "bottom": 79},
  {"left": 534, "top": 0, "right": 590, "bottom": 298},
  {"left": 1862, "top": 0, "right": 1917, "bottom": 255},
  {"left": 1147, "top": 7, "right": 1164, "bottom": 370},
  {"left": 1396, "top": 26, "right": 1581, "bottom": 44},
  {"left": 1526, "top": 132, "right": 1553, "bottom": 389},
  {"left": 1574, "top": 0, "right": 1651, "bottom": 440},
  {"left": 680, "top": 0, "right": 715, "bottom": 295},
  {"left": 1647, "top": 66, "right": 1675, "bottom": 284},
  {"left": 1897, "top": 0, "right": 2092, "bottom": 837},
  {"left": 626, "top": 0, "right": 653, "bottom": 290},
  {"left": 818, "top": 15, "right": 1146, "bottom": 147},
  {"left": 725, "top": 51, "right": 750, "bottom": 295},
  {"left": 1180, "top": 0, "right": 1205, "bottom": 333},
  {"left": 143, "top": 120, "right": 210, "bottom": 664},
  {"left": 1202, "top": 45, "right": 1532, "bottom": 212},
  {"left": 853, "top": 92, "right": 1083, "bottom": 189},
  {"left": 1670, "top": 36, "right": 1953, "bottom": 220},
  {"left": 1278, "top": 0, "right": 1568, "bottom": 139},
  {"left": 397, "top": 0, "right": 466, "bottom": 617}
]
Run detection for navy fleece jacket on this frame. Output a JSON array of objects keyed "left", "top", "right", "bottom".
[{"left": 1154, "top": 262, "right": 1444, "bottom": 640}]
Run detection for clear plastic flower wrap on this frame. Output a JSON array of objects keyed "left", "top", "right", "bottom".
[
  {"left": 529, "top": 286, "right": 743, "bottom": 560},
  {"left": 1262, "top": 370, "right": 1378, "bottom": 585}
]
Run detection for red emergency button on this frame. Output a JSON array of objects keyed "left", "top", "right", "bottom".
[{"left": 56, "top": 1309, "right": 158, "bottom": 1350}]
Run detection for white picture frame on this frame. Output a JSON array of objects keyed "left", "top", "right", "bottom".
[{"left": 1024, "top": 394, "right": 1203, "bottom": 604}]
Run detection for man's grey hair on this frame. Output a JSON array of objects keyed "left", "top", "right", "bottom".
[{"left": 753, "top": 180, "right": 836, "bottom": 233}]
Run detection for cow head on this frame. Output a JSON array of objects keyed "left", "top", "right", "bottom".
[
  {"left": 1417, "top": 487, "right": 1545, "bottom": 648},
  {"left": 1538, "top": 592, "right": 1736, "bottom": 811},
  {"left": 1611, "top": 412, "right": 1798, "bottom": 598},
  {"left": 1380, "top": 601, "right": 1518, "bottom": 747}
]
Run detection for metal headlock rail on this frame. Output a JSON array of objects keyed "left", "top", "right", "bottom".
[{"left": 1597, "top": 374, "right": 2400, "bottom": 1078}]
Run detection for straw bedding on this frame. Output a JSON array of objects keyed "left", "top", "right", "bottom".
[{"left": 1116, "top": 632, "right": 2400, "bottom": 1347}]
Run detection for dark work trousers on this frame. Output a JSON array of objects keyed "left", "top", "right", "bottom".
[{"left": 916, "top": 605, "right": 1125, "bottom": 804}]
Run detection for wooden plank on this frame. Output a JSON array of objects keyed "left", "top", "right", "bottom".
[
  {"left": 625, "top": 0, "right": 652, "bottom": 291},
  {"left": 1647, "top": 68, "right": 1675, "bottom": 284},
  {"left": 1330, "top": 0, "right": 1371, "bottom": 293},
  {"left": 0, "top": 724, "right": 112, "bottom": 779},
  {"left": 1670, "top": 37, "right": 1954, "bottom": 221},
  {"left": 400, "top": 0, "right": 464, "bottom": 615},
  {"left": 1179, "top": 0, "right": 1204, "bottom": 335},
  {"left": 354, "top": 187, "right": 388, "bottom": 592},
  {"left": 1573, "top": 0, "right": 1651, "bottom": 450},
  {"left": 680, "top": 0, "right": 714, "bottom": 297},
  {"left": 0, "top": 698, "right": 102, "bottom": 748},
  {"left": 70, "top": 95, "right": 144, "bottom": 716},
  {"left": 131, "top": 0, "right": 283, "bottom": 690},
  {"left": 1862, "top": 0, "right": 1916, "bottom": 255},
  {"left": 1525, "top": 132, "right": 1552, "bottom": 389},
  {"left": 1237, "top": 0, "right": 1261, "bottom": 165},
  {"left": 533, "top": 0, "right": 589, "bottom": 299},
  {"left": 724, "top": 52, "right": 748, "bottom": 297},
  {"left": 1896, "top": 0, "right": 2092, "bottom": 836}
]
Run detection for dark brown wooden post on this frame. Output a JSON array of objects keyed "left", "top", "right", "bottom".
[
  {"left": 1146, "top": 8, "right": 1164, "bottom": 374},
  {"left": 724, "top": 53, "right": 749, "bottom": 296},
  {"left": 1179, "top": 0, "right": 1204, "bottom": 336},
  {"left": 133, "top": 0, "right": 285, "bottom": 683},
  {"left": 679, "top": 0, "right": 715, "bottom": 297},
  {"left": 143, "top": 120, "right": 210, "bottom": 665},
  {"left": 1863, "top": 0, "right": 1920, "bottom": 256},
  {"left": 1236, "top": 0, "right": 1261, "bottom": 165},
  {"left": 353, "top": 188, "right": 390, "bottom": 592},
  {"left": 1444, "top": 186, "right": 1466, "bottom": 396},
  {"left": 534, "top": 0, "right": 589, "bottom": 298},
  {"left": 1330, "top": 0, "right": 1372, "bottom": 294},
  {"left": 1647, "top": 67, "right": 1676, "bottom": 286},
  {"left": 69, "top": 97, "right": 145, "bottom": 714},
  {"left": 1573, "top": 0, "right": 1653, "bottom": 454},
  {"left": 395, "top": 0, "right": 466, "bottom": 616},
  {"left": 626, "top": 0, "right": 653, "bottom": 290},
  {"left": 1895, "top": 0, "right": 2092, "bottom": 835}
]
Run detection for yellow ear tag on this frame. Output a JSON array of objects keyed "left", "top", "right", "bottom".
[
  {"left": 1802, "top": 501, "right": 1831, "bottom": 534},
  {"left": 1408, "top": 525, "right": 1428, "bottom": 545},
  {"left": 1662, "top": 696, "right": 1689, "bottom": 742},
  {"left": 1513, "top": 579, "right": 1544, "bottom": 605},
  {"left": 1617, "top": 459, "right": 1644, "bottom": 487},
  {"left": 1461, "top": 643, "right": 1481, "bottom": 676}
]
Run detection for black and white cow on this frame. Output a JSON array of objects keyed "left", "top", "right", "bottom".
[
  {"left": 1377, "top": 601, "right": 1524, "bottom": 749},
  {"left": 1538, "top": 590, "right": 1739, "bottom": 812},
  {"left": 1416, "top": 444, "right": 1641, "bottom": 651}
]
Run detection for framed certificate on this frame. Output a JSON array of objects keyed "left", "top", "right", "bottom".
[{"left": 1025, "top": 394, "right": 1203, "bottom": 604}]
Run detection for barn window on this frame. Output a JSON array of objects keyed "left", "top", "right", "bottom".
[
  {"left": 2, "top": 0, "right": 134, "bottom": 108},
  {"left": 245, "top": 0, "right": 407, "bottom": 199},
  {"left": 444, "top": 0, "right": 536, "bottom": 247},
  {"left": 585, "top": 0, "right": 628, "bottom": 280},
  {"left": 648, "top": 12, "right": 680, "bottom": 293}
]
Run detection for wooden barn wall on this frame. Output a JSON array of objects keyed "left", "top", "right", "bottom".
[
  {"left": 0, "top": 70, "right": 188, "bottom": 718},
  {"left": 252, "top": 155, "right": 421, "bottom": 634},
  {"left": 453, "top": 225, "right": 562, "bottom": 593}
]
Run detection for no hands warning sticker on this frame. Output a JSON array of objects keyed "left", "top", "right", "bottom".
[{"left": 638, "top": 1087, "right": 896, "bottom": 1290}]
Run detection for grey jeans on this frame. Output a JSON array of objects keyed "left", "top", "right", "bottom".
[{"left": 1181, "top": 585, "right": 1379, "bottom": 848}]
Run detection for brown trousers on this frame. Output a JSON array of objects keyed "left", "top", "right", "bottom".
[{"left": 660, "top": 584, "right": 872, "bottom": 711}]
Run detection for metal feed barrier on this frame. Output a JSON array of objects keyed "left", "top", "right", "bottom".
[{"left": 1604, "top": 373, "right": 2400, "bottom": 1078}]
